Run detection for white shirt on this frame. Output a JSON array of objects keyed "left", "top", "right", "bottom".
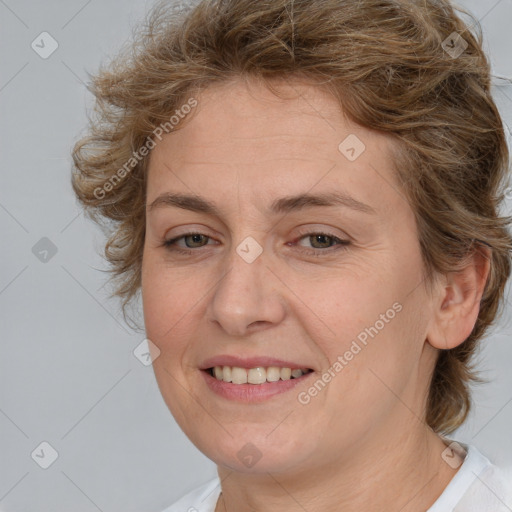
[{"left": 161, "top": 444, "right": 512, "bottom": 512}]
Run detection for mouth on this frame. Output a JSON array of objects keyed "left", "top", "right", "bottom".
[
  {"left": 205, "top": 365, "right": 314, "bottom": 384},
  {"left": 199, "top": 356, "right": 315, "bottom": 401},
  {"left": 200, "top": 363, "right": 315, "bottom": 402}
]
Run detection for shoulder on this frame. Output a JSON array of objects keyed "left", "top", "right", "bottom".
[
  {"left": 429, "top": 442, "right": 512, "bottom": 512},
  {"left": 160, "top": 478, "right": 221, "bottom": 512}
]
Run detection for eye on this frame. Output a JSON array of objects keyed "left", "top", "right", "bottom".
[
  {"left": 292, "top": 231, "right": 350, "bottom": 256},
  {"left": 163, "top": 232, "right": 213, "bottom": 254},
  {"left": 162, "top": 230, "right": 350, "bottom": 256}
]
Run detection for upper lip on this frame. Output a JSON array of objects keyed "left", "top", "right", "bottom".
[{"left": 200, "top": 355, "right": 313, "bottom": 371}]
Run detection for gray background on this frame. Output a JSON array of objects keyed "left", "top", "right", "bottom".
[{"left": 1, "top": 0, "right": 511, "bottom": 511}]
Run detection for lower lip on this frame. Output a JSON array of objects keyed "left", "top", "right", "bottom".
[{"left": 201, "top": 369, "right": 313, "bottom": 402}]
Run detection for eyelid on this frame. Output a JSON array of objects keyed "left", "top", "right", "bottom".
[
  {"left": 164, "top": 224, "right": 349, "bottom": 242},
  {"left": 164, "top": 231, "right": 215, "bottom": 248},
  {"left": 163, "top": 227, "right": 351, "bottom": 257},
  {"left": 290, "top": 229, "right": 351, "bottom": 256},
  {"left": 293, "top": 225, "right": 350, "bottom": 242},
  {"left": 163, "top": 224, "right": 219, "bottom": 241}
]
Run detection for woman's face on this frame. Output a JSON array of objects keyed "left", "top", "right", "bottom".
[{"left": 141, "top": 78, "right": 439, "bottom": 474}]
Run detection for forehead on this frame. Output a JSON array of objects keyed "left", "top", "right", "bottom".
[
  {"left": 146, "top": 78, "right": 406, "bottom": 219},
  {"left": 155, "top": 78, "right": 394, "bottom": 156}
]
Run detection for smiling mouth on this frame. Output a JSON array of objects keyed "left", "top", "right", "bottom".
[{"left": 206, "top": 366, "right": 314, "bottom": 384}]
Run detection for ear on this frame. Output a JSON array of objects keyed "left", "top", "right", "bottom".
[{"left": 427, "top": 244, "right": 491, "bottom": 350}]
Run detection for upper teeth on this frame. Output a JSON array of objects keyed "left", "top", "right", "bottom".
[{"left": 211, "top": 366, "right": 310, "bottom": 384}]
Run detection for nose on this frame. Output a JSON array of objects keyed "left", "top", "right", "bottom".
[{"left": 207, "top": 241, "right": 286, "bottom": 337}]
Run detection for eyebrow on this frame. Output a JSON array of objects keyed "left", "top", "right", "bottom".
[{"left": 147, "top": 191, "right": 377, "bottom": 216}]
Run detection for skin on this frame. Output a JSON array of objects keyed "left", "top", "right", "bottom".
[{"left": 141, "top": 78, "right": 490, "bottom": 511}]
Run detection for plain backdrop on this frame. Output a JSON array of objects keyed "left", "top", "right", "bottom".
[{"left": 1, "top": 0, "right": 511, "bottom": 510}]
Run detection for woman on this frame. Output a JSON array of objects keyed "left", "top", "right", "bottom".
[{"left": 71, "top": 0, "right": 512, "bottom": 510}]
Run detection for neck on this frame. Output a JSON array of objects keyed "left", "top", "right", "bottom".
[{"left": 215, "top": 423, "right": 459, "bottom": 512}]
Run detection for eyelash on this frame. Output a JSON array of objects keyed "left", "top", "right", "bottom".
[{"left": 162, "top": 230, "right": 350, "bottom": 257}]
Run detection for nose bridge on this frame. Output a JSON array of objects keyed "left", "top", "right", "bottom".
[{"left": 207, "top": 234, "right": 285, "bottom": 334}]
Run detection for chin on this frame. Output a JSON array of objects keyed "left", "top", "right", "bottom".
[{"left": 187, "top": 426, "right": 313, "bottom": 475}]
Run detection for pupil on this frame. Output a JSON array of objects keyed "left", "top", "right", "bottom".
[
  {"left": 187, "top": 234, "right": 204, "bottom": 247},
  {"left": 313, "top": 235, "right": 330, "bottom": 248}
]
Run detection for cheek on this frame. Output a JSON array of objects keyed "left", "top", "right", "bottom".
[
  {"left": 288, "top": 266, "right": 425, "bottom": 398},
  {"left": 141, "top": 255, "right": 193, "bottom": 346},
  {"left": 330, "top": 293, "right": 431, "bottom": 420},
  {"left": 281, "top": 268, "right": 402, "bottom": 349}
]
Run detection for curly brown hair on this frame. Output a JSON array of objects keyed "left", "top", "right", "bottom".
[{"left": 71, "top": 0, "right": 512, "bottom": 434}]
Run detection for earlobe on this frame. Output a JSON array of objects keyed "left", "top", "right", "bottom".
[{"left": 427, "top": 245, "right": 491, "bottom": 351}]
